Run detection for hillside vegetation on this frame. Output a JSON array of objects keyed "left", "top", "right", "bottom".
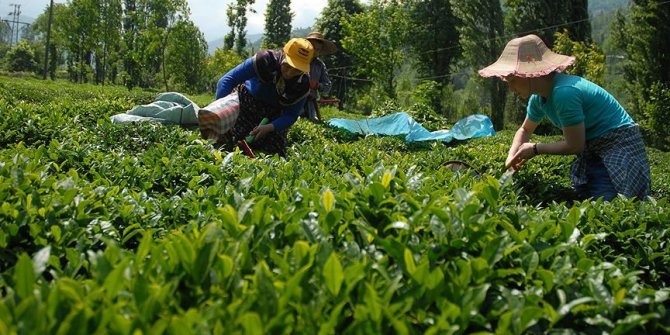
[{"left": 0, "top": 77, "right": 669, "bottom": 334}]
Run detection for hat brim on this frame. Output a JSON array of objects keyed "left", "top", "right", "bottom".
[
  {"left": 479, "top": 53, "right": 576, "bottom": 79},
  {"left": 284, "top": 56, "right": 310, "bottom": 73},
  {"left": 307, "top": 37, "right": 338, "bottom": 56}
]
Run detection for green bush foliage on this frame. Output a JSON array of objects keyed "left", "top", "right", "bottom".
[
  {"left": 1, "top": 77, "right": 669, "bottom": 334},
  {"left": 639, "top": 82, "right": 670, "bottom": 151},
  {"left": 4, "top": 41, "right": 38, "bottom": 73}
]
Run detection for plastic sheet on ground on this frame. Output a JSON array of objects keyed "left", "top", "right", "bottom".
[
  {"left": 110, "top": 92, "right": 199, "bottom": 125},
  {"left": 327, "top": 112, "right": 496, "bottom": 143}
]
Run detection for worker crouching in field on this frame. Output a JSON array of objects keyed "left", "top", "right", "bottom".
[
  {"left": 213, "top": 38, "right": 314, "bottom": 156},
  {"left": 479, "top": 34, "right": 651, "bottom": 201}
]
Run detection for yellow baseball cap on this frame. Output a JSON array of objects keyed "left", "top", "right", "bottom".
[{"left": 283, "top": 38, "right": 314, "bottom": 73}]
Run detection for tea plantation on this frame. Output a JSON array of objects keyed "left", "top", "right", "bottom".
[{"left": 1, "top": 77, "right": 669, "bottom": 334}]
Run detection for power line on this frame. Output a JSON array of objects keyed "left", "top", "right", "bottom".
[
  {"left": 419, "top": 0, "right": 670, "bottom": 57},
  {"left": 328, "top": 1, "right": 670, "bottom": 85},
  {"left": 330, "top": 74, "right": 372, "bottom": 82}
]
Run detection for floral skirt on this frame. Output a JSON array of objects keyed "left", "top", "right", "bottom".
[{"left": 222, "top": 85, "right": 289, "bottom": 156}]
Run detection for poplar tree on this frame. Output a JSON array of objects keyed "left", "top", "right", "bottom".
[
  {"left": 407, "top": 0, "right": 460, "bottom": 84},
  {"left": 451, "top": 0, "right": 506, "bottom": 130},
  {"left": 612, "top": 0, "right": 670, "bottom": 149},
  {"left": 342, "top": 0, "right": 410, "bottom": 98},
  {"left": 225, "top": 0, "right": 255, "bottom": 57},
  {"left": 95, "top": 0, "right": 122, "bottom": 85},
  {"left": 165, "top": 20, "right": 208, "bottom": 93},
  {"left": 262, "top": 0, "right": 293, "bottom": 49},
  {"left": 505, "top": 0, "right": 591, "bottom": 46}
]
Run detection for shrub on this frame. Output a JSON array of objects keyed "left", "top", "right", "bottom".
[
  {"left": 640, "top": 82, "right": 670, "bottom": 151},
  {"left": 5, "top": 41, "right": 38, "bottom": 73}
]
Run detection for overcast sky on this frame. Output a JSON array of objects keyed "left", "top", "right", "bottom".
[{"left": 2, "top": 0, "right": 329, "bottom": 42}]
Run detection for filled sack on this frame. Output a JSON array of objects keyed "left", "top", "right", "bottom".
[{"left": 197, "top": 92, "right": 240, "bottom": 142}]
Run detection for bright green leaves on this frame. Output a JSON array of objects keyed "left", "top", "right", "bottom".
[
  {"left": 1, "top": 77, "right": 670, "bottom": 334},
  {"left": 323, "top": 252, "right": 344, "bottom": 296},
  {"left": 14, "top": 253, "right": 35, "bottom": 299},
  {"left": 217, "top": 204, "right": 247, "bottom": 237},
  {"left": 381, "top": 171, "right": 393, "bottom": 189},
  {"left": 237, "top": 312, "right": 264, "bottom": 335},
  {"left": 322, "top": 188, "right": 335, "bottom": 212},
  {"left": 562, "top": 206, "right": 585, "bottom": 242},
  {"left": 403, "top": 248, "right": 417, "bottom": 276}
]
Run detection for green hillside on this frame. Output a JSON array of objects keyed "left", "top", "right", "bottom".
[{"left": 1, "top": 77, "right": 669, "bottom": 334}]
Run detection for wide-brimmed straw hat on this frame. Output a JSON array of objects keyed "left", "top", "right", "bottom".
[
  {"left": 479, "top": 34, "right": 575, "bottom": 79},
  {"left": 305, "top": 32, "right": 337, "bottom": 56}
]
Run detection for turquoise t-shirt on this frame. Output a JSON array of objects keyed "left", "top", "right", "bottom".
[{"left": 527, "top": 73, "right": 633, "bottom": 140}]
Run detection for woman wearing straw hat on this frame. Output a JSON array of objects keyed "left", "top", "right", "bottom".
[
  {"left": 213, "top": 38, "right": 314, "bottom": 156},
  {"left": 303, "top": 32, "right": 338, "bottom": 122},
  {"left": 479, "top": 34, "right": 650, "bottom": 201}
]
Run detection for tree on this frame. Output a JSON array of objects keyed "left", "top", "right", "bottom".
[
  {"left": 95, "top": 0, "right": 123, "bottom": 85},
  {"left": 451, "top": 0, "right": 506, "bottom": 130},
  {"left": 122, "top": 0, "right": 140, "bottom": 88},
  {"left": 552, "top": 29, "right": 605, "bottom": 86},
  {"left": 262, "top": 0, "right": 292, "bottom": 49},
  {"left": 5, "top": 41, "right": 38, "bottom": 72},
  {"left": 342, "top": 0, "right": 410, "bottom": 98},
  {"left": 225, "top": 0, "right": 255, "bottom": 57},
  {"left": 120, "top": 0, "right": 189, "bottom": 89},
  {"left": 314, "top": 0, "right": 364, "bottom": 108},
  {"left": 505, "top": 0, "right": 591, "bottom": 46},
  {"left": 612, "top": 0, "right": 670, "bottom": 149},
  {"left": 207, "top": 48, "right": 244, "bottom": 92},
  {"left": 65, "top": 0, "right": 99, "bottom": 83},
  {"left": 33, "top": 3, "right": 70, "bottom": 79},
  {"left": 406, "top": 0, "right": 460, "bottom": 84},
  {"left": 0, "top": 21, "right": 10, "bottom": 44},
  {"left": 165, "top": 20, "right": 208, "bottom": 93}
]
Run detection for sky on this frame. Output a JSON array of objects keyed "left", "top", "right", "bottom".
[{"left": 2, "top": 0, "right": 329, "bottom": 42}]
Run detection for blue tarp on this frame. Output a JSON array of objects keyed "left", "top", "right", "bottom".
[{"left": 327, "top": 112, "right": 496, "bottom": 143}]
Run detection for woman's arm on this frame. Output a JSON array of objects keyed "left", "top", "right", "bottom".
[
  {"left": 506, "top": 117, "right": 538, "bottom": 168},
  {"left": 506, "top": 121, "right": 586, "bottom": 168},
  {"left": 215, "top": 57, "right": 255, "bottom": 99},
  {"left": 536, "top": 123, "right": 585, "bottom": 155}
]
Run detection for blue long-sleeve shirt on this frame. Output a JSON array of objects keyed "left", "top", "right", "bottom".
[{"left": 216, "top": 57, "right": 307, "bottom": 131}]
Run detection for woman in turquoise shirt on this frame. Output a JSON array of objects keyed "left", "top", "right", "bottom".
[{"left": 479, "top": 34, "right": 650, "bottom": 201}]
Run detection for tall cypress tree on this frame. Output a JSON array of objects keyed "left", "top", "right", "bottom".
[
  {"left": 505, "top": 0, "right": 591, "bottom": 46},
  {"left": 224, "top": 0, "right": 255, "bottom": 57},
  {"left": 451, "top": 0, "right": 506, "bottom": 130},
  {"left": 407, "top": 0, "right": 460, "bottom": 84},
  {"left": 262, "top": 0, "right": 293, "bottom": 49},
  {"left": 612, "top": 0, "right": 670, "bottom": 149}
]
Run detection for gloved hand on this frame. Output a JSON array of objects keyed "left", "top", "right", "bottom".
[
  {"left": 309, "top": 80, "right": 319, "bottom": 90},
  {"left": 249, "top": 123, "right": 275, "bottom": 141}
]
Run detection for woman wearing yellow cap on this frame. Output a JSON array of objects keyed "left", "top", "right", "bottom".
[
  {"left": 213, "top": 38, "right": 314, "bottom": 155},
  {"left": 479, "top": 34, "right": 650, "bottom": 201}
]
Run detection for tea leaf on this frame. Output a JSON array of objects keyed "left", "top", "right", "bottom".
[
  {"left": 323, "top": 252, "right": 343, "bottom": 296},
  {"left": 322, "top": 188, "right": 335, "bottom": 212},
  {"left": 14, "top": 253, "right": 35, "bottom": 299}
]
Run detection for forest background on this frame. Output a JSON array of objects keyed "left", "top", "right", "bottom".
[{"left": 1, "top": 0, "right": 668, "bottom": 151}]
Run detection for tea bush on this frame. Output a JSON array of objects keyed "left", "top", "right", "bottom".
[{"left": 1, "top": 77, "right": 669, "bottom": 334}]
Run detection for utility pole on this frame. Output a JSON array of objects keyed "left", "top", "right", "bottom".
[
  {"left": 43, "top": 0, "right": 55, "bottom": 79},
  {"left": 8, "top": 4, "right": 20, "bottom": 47}
]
